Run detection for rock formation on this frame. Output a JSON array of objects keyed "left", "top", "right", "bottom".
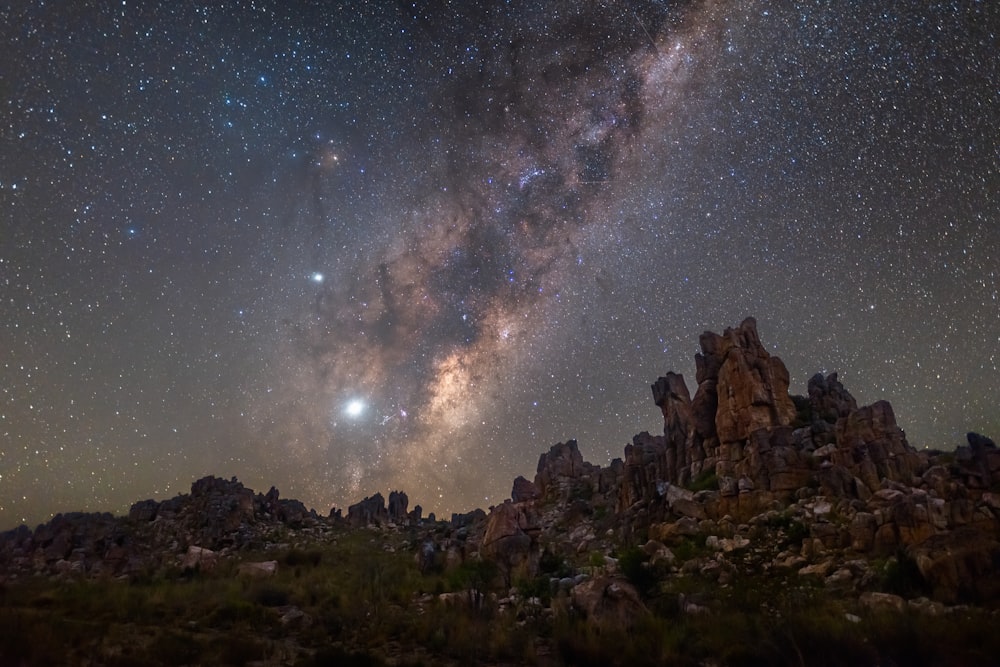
[
  {"left": 347, "top": 493, "right": 387, "bottom": 527},
  {"left": 473, "top": 317, "right": 1000, "bottom": 606},
  {"left": 3, "top": 318, "right": 999, "bottom": 611},
  {"left": 621, "top": 318, "right": 928, "bottom": 517},
  {"left": 0, "top": 476, "right": 327, "bottom": 579},
  {"left": 388, "top": 490, "right": 409, "bottom": 522},
  {"left": 481, "top": 500, "right": 539, "bottom": 584},
  {"left": 511, "top": 476, "right": 540, "bottom": 503}
]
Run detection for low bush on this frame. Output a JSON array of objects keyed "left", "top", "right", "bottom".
[{"left": 687, "top": 468, "right": 719, "bottom": 492}]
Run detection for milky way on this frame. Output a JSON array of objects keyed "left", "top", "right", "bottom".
[{"left": 3, "top": 1, "right": 998, "bottom": 528}]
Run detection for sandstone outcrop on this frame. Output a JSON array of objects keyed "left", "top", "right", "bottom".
[
  {"left": 4, "top": 317, "right": 999, "bottom": 613},
  {"left": 475, "top": 317, "right": 1000, "bottom": 606},
  {"left": 0, "top": 476, "right": 326, "bottom": 579},
  {"left": 511, "top": 476, "right": 540, "bottom": 503},
  {"left": 535, "top": 439, "right": 586, "bottom": 497},
  {"left": 570, "top": 576, "right": 648, "bottom": 628},
  {"left": 480, "top": 500, "right": 539, "bottom": 583},
  {"left": 630, "top": 318, "right": 930, "bottom": 516}
]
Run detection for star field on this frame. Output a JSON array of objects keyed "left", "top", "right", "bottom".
[{"left": 2, "top": 1, "right": 998, "bottom": 528}]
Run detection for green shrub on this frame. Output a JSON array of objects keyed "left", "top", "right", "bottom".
[
  {"left": 515, "top": 574, "right": 552, "bottom": 604},
  {"left": 250, "top": 582, "right": 291, "bottom": 607},
  {"left": 284, "top": 548, "right": 323, "bottom": 568},
  {"left": 879, "top": 550, "right": 930, "bottom": 598},
  {"left": 618, "top": 546, "right": 655, "bottom": 595},
  {"left": 539, "top": 547, "right": 570, "bottom": 577},
  {"left": 207, "top": 599, "right": 271, "bottom": 629},
  {"left": 687, "top": 469, "right": 718, "bottom": 492},
  {"left": 671, "top": 535, "right": 709, "bottom": 563}
]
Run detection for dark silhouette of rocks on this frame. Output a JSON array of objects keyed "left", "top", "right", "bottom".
[
  {"left": 347, "top": 493, "right": 387, "bottom": 527},
  {"left": 511, "top": 475, "right": 540, "bottom": 503},
  {"left": 388, "top": 490, "right": 408, "bottom": 522}
]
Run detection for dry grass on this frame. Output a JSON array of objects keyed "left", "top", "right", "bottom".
[{"left": 2, "top": 524, "right": 999, "bottom": 666}]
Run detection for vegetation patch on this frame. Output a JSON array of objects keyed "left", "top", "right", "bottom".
[
  {"left": 3, "top": 523, "right": 1000, "bottom": 666},
  {"left": 687, "top": 469, "right": 719, "bottom": 492}
]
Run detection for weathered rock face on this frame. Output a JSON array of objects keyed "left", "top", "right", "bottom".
[
  {"left": 388, "top": 491, "right": 409, "bottom": 522},
  {"left": 646, "top": 318, "right": 803, "bottom": 498},
  {"left": 0, "top": 476, "right": 327, "bottom": 579},
  {"left": 348, "top": 493, "right": 387, "bottom": 527},
  {"left": 620, "top": 432, "right": 667, "bottom": 511},
  {"left": 808, "top": 372, "right": 857, "bottom": 422},
  {"left": 534, "top": 440, "right": 585, "bottom": 496},
  {"left": 511, "top": 476, "right": 540, "bottom": 503},
  {"left": 953, "top": 432, "right": 1000, "bottom": 489},
  {"left": 409, "top": 505, "right": 423, "bottom": 523},
  {"left": 476, "top": 318, "right": 1000, "bottom": 605},
  {"left": 651, "top": 373, "right": 694, "bottom": 485},
  {"left": 636, "top": 319, "right": 932, "bottom": 515},
  {"left": 829, "top": 401, "right": 924, "bottom": 493},
  {"left": 712, "top": 317, "right": 798, "bottom": 444},
  {"left": 911, "top": 527, "right": 1000, "bottom": 604},
  {"left": 342, "top": 489, "right": 419, "bottom": 527},
  {"left": 570, "top": 576, "right": 648, "bottom": 628},
  {"left": 188, "top": 476, "right": 257, "bottom": 541},
  {"left": 480, "top": 501, "right": 539, "bottom": 582}
]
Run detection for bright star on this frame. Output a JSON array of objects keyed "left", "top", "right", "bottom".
[
  {"left": 311, "top": 272, "right": 324, "bottom": 284},
  {"left": 345, "top": 399, "right": 365, "bottom": 417}
]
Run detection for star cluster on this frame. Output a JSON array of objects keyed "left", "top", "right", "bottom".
[{"left": 2, "top": 1, "right": 998, "bottom": 528}]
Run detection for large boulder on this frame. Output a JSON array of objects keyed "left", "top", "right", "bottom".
[
  {"left": 570, "top": 576, "right": 648, "bottom": 628},
  {"left": 238, "top": 560, "right": 278, "bottom": 578},
  {"left": 713, "top": 317, "right": 797, "bottom": 445},
  {"left": 128, "top": 499, "right": 159, "bottom": 522},
  {"left": 619, "top": 432, "right": 668, "bottom": 510},
  {"left": 180, "top": 546, "right": 218, "bottom": 571},
  {"left": 808, "top": 372, "right": 857, "bottom": 423},
  {"left": 652, "top": 372, "right": 696, "bottom": 485},
  {"left": 832, "top": 401, "right": 923, "bottom": 492},
  {"left": 953, "top": 432, "right": 1000, "bottom": 489},
  {"left": 534, "top": 440, "right": 585, "bottom": 496},
  {"left": 511, "top": 476, "right": 540, "bottom": 503},
  {"left": 481, "top": 501, "right": 538, "bottom": 582},
  {"left": 911, "top": 527, "right": 1000, "bottom": 604}
]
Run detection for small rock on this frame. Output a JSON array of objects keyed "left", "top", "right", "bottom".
[
  {"left": 798, "top": 560, "right": 833, "bottom": 578},
  {"left": 238, "top": 560, "right": 278, "bottom": 578},
  {"left": 860, "top": 591, "right": 906, "bottom": 613},
  {"left": 907, "top": 597, "right": 946, "bottom": 616}
]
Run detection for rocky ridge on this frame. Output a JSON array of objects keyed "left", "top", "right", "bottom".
[
  {"left": 0, "top": 475, "right": 338, "bottom": 580},
  {"left": 477, "top": 318, "right": 1000, "bottom": 608},
  {"left": 3, "top": 318, "right": 999, "bottom": 613}
]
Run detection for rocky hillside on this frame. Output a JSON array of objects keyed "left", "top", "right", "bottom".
[
  {"left": 3, "top": 318, "right": 999, "bottom": 610},
  {"left": 475, "top": 318, "right": 1000, "bottom": 607}
]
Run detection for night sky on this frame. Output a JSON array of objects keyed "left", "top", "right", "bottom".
[{"left": 3, "top": 1, "right": 998, "bottom": 529}]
